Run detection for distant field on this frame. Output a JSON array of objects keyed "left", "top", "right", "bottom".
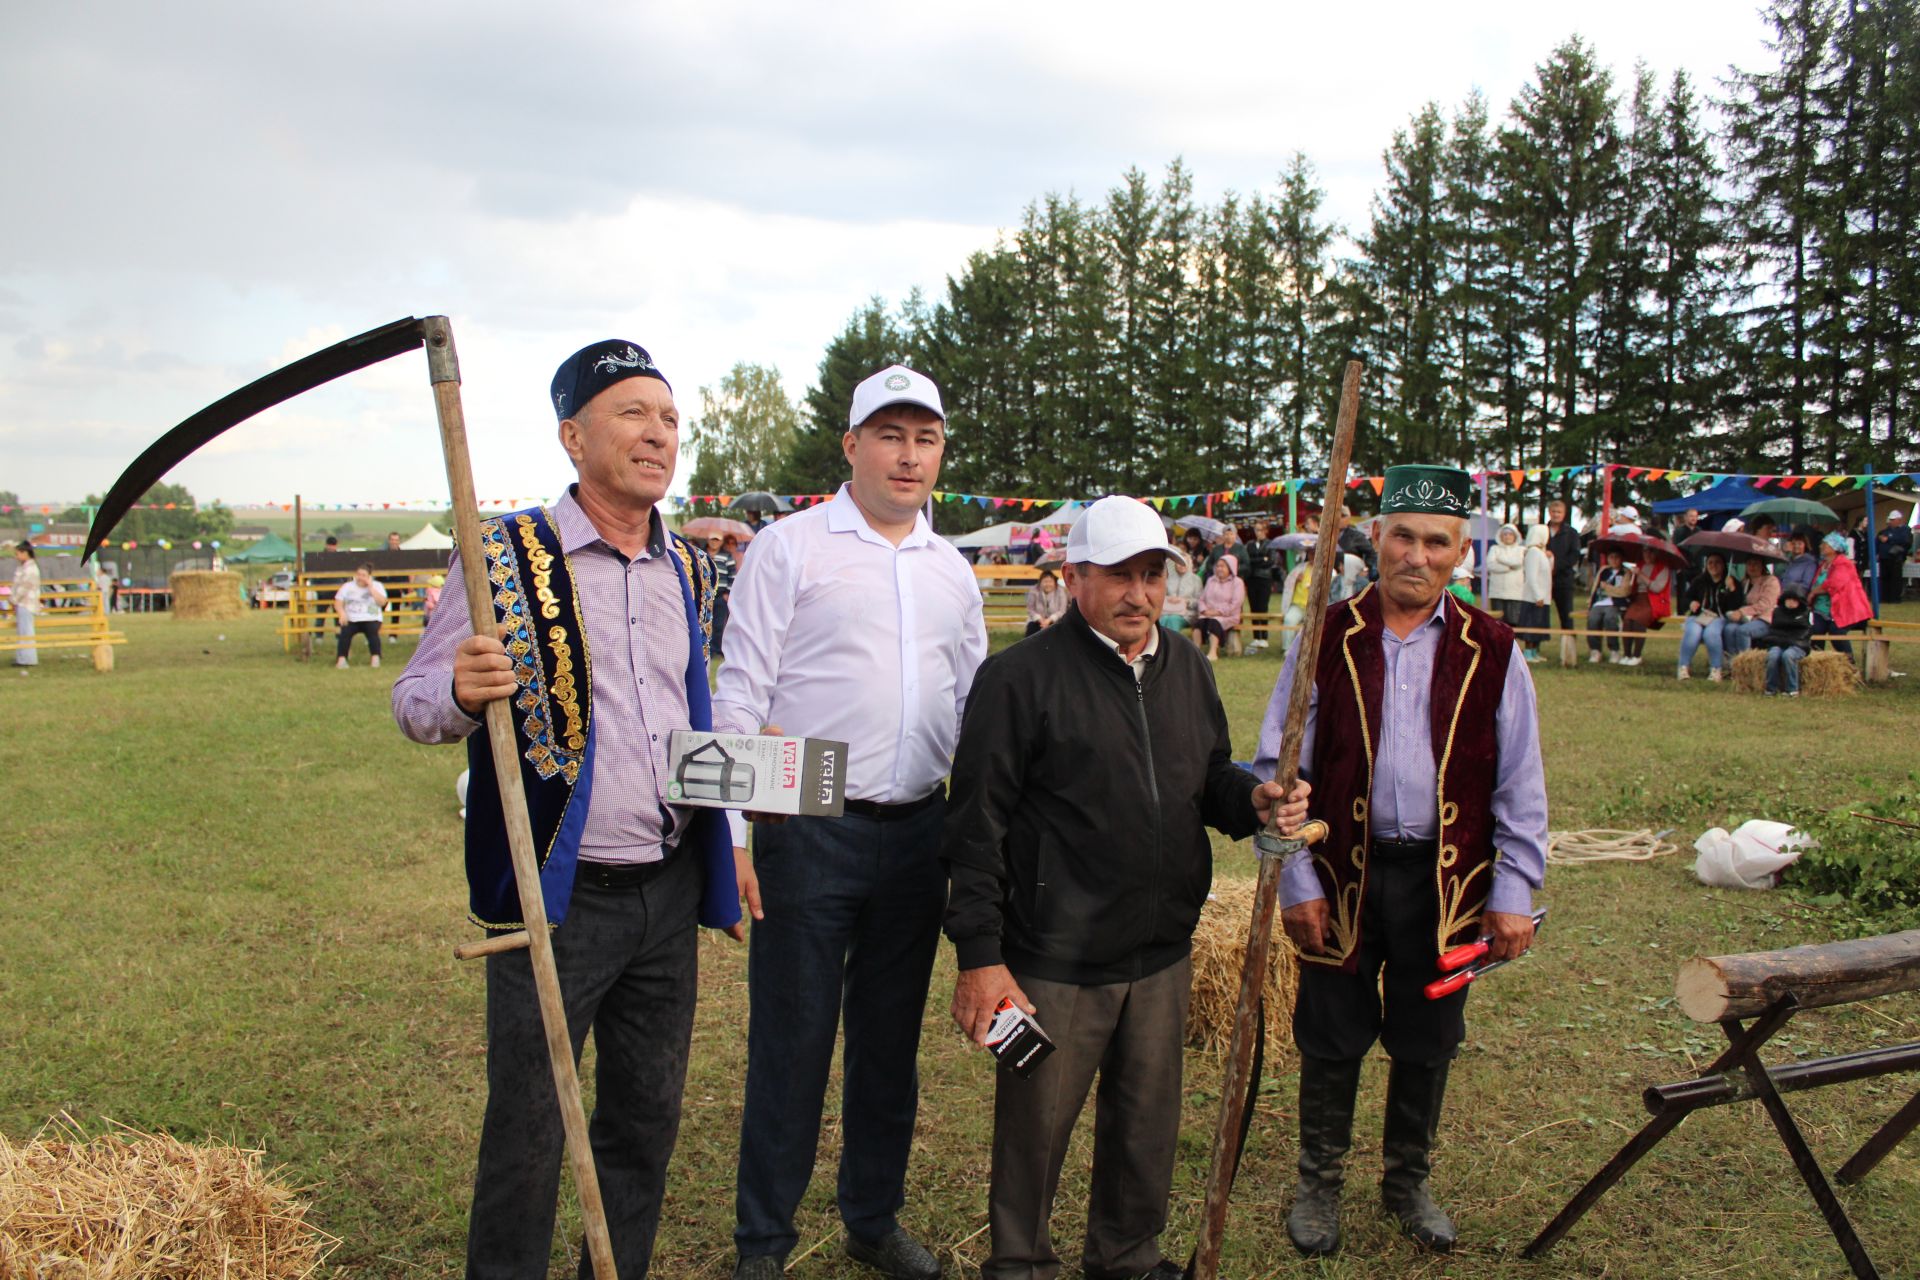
[{"left": 4, "top": 610, "right": 1918, "bottom": 1278}]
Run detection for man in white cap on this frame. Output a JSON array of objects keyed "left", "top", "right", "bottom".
[
  {"left": 717, "top": 366, "right": 988, "bottom": 1280},
  {"left": 943, "top": 495, "right": 1305, "bottom": 1280}
]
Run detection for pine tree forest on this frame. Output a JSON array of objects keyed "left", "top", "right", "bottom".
[{"left": 708, "top": 3, "right": 1920, "bottom": 520}]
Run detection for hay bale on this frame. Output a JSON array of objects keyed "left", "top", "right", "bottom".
[
  {"left": 1188, "top": 878, "right": 1297, "bottom": 1063},
  {"left": 170, "top": 570, "right": 245, "bottom": 620},
  {"left": 1800, "top": 650, "right": 1861, "bottom": 698},
  {"left": 1729, "top": 649, "right": 1766, "bottom": 694},
  {"left": 0, "top": 1117, "right": 337, "bottom": 1279}
]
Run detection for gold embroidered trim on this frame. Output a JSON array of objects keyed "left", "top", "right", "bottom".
[
  {"left": 1433, "top": 607, "right": 1487, "bottom": 951},
  {"left": 1303, "top": 592, "right": 1377, "bottom": 968}
]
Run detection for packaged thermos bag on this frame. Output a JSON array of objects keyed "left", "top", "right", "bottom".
[{"left": 666, "top": 731, "right": 848, "bottom": 817}]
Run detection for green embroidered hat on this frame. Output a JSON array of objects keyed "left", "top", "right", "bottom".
[{"left": 1379, "top": 464, "right": 1473, "bottom": 517}]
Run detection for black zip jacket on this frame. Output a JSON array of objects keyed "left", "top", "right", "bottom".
[
  {"left": 942, "top": 604, "right": 1262, "bottom": 986},
  {"left": 1759, "top": 599, "right": 1813, "bottom": 650}
]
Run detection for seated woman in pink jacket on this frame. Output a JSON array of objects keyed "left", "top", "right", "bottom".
[
  {"left": 1196, "top": 554, "right": 1247, "bottom": 663},
  {"left": 1808, "top": 531, "right": 1873, "bottom": 658}
]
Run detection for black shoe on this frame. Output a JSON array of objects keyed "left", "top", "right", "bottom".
[
  {"left": 1287, "top": 1056, "right": 1364, "bottom": 1257},
  {"left": 1380, "top": 1059, "right": 1457, "bottom": 1253},
  {"left": 845, "top": 1228, "right": 942, "bottom": 1280},
  {"left": 732, "top": 1255, "right": 784, "bottom": 1280}
]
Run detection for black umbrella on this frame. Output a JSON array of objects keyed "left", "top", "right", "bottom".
[
  {"left": 1680, "top": 530, "right": 1787, "bottom": 563},
  {"left": 729, "top": 491, "right": 792, "bottom": 517}
]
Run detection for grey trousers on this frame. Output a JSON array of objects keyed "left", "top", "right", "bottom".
[
  {"left": 985, "top": 955, "right": 1192, "bottom": 1280},
  {"left": 466, "top": 854, "right": 700, "bottom": 1280}
]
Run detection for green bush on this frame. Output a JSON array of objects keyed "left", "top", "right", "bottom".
[{"left": 1782, "top": 775, "right": 1920, "bottom": 926}]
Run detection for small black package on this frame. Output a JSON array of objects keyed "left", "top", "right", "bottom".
[{"left": 984, "top": 997, "right": 1055, "bottom": 1078}]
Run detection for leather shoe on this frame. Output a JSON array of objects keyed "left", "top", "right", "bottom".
[
  {"left": 732, "top": 1255, "right": 783, "bottom": 1280},
  {"left": 845, "top": 1228, "right": 942, "bottom": 1280}
]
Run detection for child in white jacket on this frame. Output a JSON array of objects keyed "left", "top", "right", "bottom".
[{"left": 1519, "top": 524, "right": 1554, "bottom": 662}]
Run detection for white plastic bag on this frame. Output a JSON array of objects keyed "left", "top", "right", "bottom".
[{"left": 1692, "top": 820, "right": 1816, "bottom": 890}]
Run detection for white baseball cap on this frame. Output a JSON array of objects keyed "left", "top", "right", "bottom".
[
  {"left": 849, "top": 365, "right": 945, "bottom": 427},
  {"left": 1066, "top": 496, "right": 1189, "bottom": 570}
]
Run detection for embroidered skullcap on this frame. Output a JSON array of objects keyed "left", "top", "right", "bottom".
[
  {"left": 1379, "top": 465, "right": 1473, "bottom": 517},
  {"left": 550, "top": 340, "right": 670, "bottom": 421}
]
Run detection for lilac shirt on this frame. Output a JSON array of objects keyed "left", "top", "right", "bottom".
[
  {"left": 392, "top": 490, "right": 692, "bottom": 865},
  {"left": 1253, "top": 594, "right": 1548, "bottom": 916}
]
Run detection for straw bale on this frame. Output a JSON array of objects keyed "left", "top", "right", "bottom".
[
  {"left": 169, "top": 570, "right": 245, "bottom": 621},
  {"left": 1188, "top": 878, "right": 1297, "bottom": 1063},
  {"left": 1729, "top": 649, "right": 1766, "bottom": 694},
  {"left": 0, "top": 1116, "right": 337, "bottom": 1280},
  {"left": 1799, "top": 650, "right": 1860, "bottom": 698}
]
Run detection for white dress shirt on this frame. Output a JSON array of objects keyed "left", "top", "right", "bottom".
[{"left": 713, "top": 484, "right": 988, "bottom": 821}]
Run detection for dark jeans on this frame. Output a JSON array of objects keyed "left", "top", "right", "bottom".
[
  {"left": 1552, "top": 577, "right": 1577, "bottom": 632},
  {"left": 735, "top": 801, "right": 948, "bottom": 1260},
  {"left": 1812, "top": 613, "right": 1864, "bottom": 658},
  {"left": 713, "top": 592, "right": 730, "bottom": 658},
  {"left": 1247, "top": 577, "right": 1273, "bottom": 642},
  {"left": 337, "top": 619, "right": 383, "bottom": 659},
  {"left": 468, "top": 854, "right": 700, "bottom": 1280},
  {"left": 985, "top": 957, "right": 1191, "bottom": 1280},
  {"left": 1294, "top": 847, "right": 1471, "bottom": 1067},
  {"left": 1879, "top": 556, "right": 1906, "bottom": 604}
]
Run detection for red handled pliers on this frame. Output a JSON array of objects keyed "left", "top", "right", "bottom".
[{"left": 1423, "top": 907, "right": 1548, "bottom": 999}]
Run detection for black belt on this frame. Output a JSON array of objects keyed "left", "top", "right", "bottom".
[
  {"left": 575, "top": 857, "right": 675, "bottom": 891},
  {"left": 1368, "top": 837, "right": 1438, "bottom": 863},
  {"left": 842, "top": 787, "right": 946, "bottom": 822}
]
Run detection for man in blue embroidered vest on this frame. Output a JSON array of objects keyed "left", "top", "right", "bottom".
[
  {"left": 716, "top": 366, "right": 989, "bottom": 1280},
  {"left": 393, "top": 339, "right": 739, "bottom": 1280},
  {"left": 1253, "top": 464, "right": 1548, "bottom": 1258}
]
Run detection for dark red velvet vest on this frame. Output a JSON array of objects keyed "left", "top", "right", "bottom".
[{"left": 1303, "top": 585, "right": 1514, "bottom": 972}]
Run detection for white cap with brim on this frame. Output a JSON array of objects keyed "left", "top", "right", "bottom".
[
  {"left": 849, "top": 365, "right": 945, "bottom": 427},
  {"left": 1066, "top": 496, "right": 1190, "bottom": 571}
]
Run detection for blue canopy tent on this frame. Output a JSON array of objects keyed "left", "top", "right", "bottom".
[{"left": 1651, "top": 477, "right": 1769, "bottom": 516}]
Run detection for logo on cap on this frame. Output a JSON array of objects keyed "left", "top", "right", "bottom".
[
  {"left": 885, "top": 373, "right": 911, "bottom": 391},
  {"left": 594, "top": 345, "right": 655, "bottom": 375}
]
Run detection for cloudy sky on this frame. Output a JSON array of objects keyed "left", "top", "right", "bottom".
[{"left": 1, "top": 0, "right": 1773, "bottom": 511}]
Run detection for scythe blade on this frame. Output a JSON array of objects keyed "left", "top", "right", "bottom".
[{"left": 83, "top": 316, "right": 427, "bottom": 559}]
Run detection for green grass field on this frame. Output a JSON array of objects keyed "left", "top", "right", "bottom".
[{"left": 5, "top": 611, "right": 1919, "bottom": 1278}]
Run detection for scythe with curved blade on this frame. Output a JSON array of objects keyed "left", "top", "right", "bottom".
[{"left": 85, "top": 317, "right": 623, "bottom": 1280}]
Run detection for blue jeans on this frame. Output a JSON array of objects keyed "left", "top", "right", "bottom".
[
  {"left": 1679, "top": 615, "right": 1725, "bottom": 671},
  {"left": 735, "top": 800, "right": 948, "bottom": 1260},
  {"left": 1723, "top": 617, "right": 1769, "bottom": 657},
  {"left": 1767, "top": 645, "right": 1808, "bottom": 693}
]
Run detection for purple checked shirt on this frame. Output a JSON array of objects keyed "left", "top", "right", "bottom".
[
  {"left": 1253, "top": 594, "right": 1548, "bottom": 916},
  {"left": 392, "top": 489, "right": 691, "bottom": 865}
]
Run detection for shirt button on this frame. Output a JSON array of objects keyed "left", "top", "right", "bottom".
[
  {"left": 630, "top": 617, "right": 637, "bottom": 624},
  {"left": 651, "top": 734, "right": 658, "bottom": 741}
]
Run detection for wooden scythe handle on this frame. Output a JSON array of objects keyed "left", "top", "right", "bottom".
[
  {"left": 1188, "top": 360, "right": 1364, "bottom": 1280},
  {"left": 422, "top": 317, "right": 621, "bottom": 1280}
]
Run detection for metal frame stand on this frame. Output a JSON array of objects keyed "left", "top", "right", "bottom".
[{"left": 1525, "top": 994, "right": 1920, "bottom": 1280}]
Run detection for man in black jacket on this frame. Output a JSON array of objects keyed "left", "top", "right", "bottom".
[
  {"left": 943, "top": 496, "right": 1304, "bottom": 1280},
  {"left": 1544, "top": 499, "right": 1582, "bottom": 632}
]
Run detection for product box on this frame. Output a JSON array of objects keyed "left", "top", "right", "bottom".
[
  {"left": 665, "top": 731, "right": 848, "bottom": 817},
  {"left": 984, "top": 998, "right": 1056, "bottom": 1078}
]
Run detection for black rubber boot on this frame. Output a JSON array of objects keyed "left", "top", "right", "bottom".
[
  {"left": 1380, "top": 1058, "right": 1457, "bottom": 1252},
  {"left": 1286, "top": 1056, "right": 1363, "bottom": 1257}
]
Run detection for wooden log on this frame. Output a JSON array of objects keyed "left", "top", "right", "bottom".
[
  {"left": 453, "top": 930, "right": 532, "bottom": 961},
  {"left": 1676, "top": 930, "right": 1920, "bottom": 1022}
]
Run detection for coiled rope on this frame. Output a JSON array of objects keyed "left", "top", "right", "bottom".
[{"left": 1547, "top": 827, "right": 1681, "bottom": 865}]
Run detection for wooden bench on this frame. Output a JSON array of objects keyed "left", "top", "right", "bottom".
[
  {"left": 0, "top": 580, "right": 127, "bottom": 671},
  {"left": 278, "top": 571, "right": 435, "bottom": 654}
]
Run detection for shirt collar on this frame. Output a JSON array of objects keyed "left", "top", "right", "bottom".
[
  {"left": 554, "top": 486, "right": 667, "bottom": 560},
  {"left": 826, "top": 482, "right": 932, "bottom": 550},
  {"left": 1087, "top": 618, "right": 1160, "bottom": 664}
]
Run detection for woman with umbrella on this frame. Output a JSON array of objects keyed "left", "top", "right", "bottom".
[
  {"left": 1722, "top": 556, "right": 1782, "bottom": 659},
  {"left": 1675, "top": 553, "right": 1740, "bottom": 681},
  {"left": 1809, "top": 531, "right": 1872, "bottom": 658}
]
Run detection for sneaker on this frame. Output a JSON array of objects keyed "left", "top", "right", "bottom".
[
  {"left": 1708, "top": 668, "right": 1722, "bottom": 683},
  {"left": 1676, "top": 667, "right": 1690, "bottom": 680},
  {"left": 1764, "top": 690, "right": 1777, "bottom": 697},
  {"left": 1608, "top": 654, "right": 1622, "bottom": 664},
  {"left": 732, "top": 1257, "right": 783, "bottom": 1280},
  {"left": 335, "top": 657, "right": 348, "bottom": 669},
  {"left": 1623, "top": 656, "right": 1642, "bottom": 667},
  {"left": 370, "top": 655, "right": 381, "bottom": 669},
  {"left": 1588, "top": 651, "right": 1602, "bottom": 664},
  {"left": 1787, "top": 690, "right": 1799, "bottom": 697}
]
